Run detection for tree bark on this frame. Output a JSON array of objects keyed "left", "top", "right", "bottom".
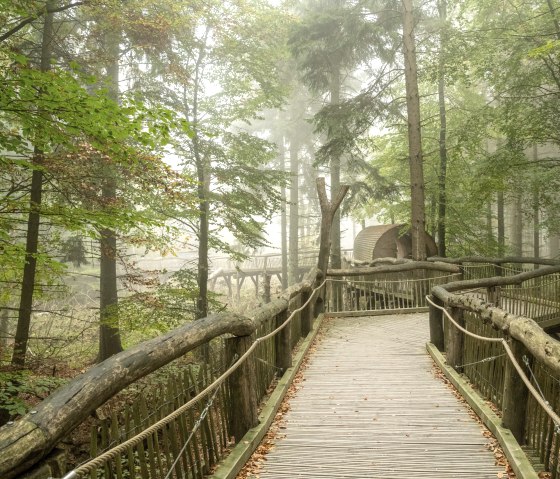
[
  {"left": 497, "top": 190, "right": 505, "bottom": 256},
  {"left": 512, "top": 193, "right": 523, "bottom": 257},
  {"left": 288, "top": 140, "right": 299, "bottom": 285},
  {"left": 98, "top": 26, "right": 123, "bottom": 361},
  {"left": 533, "top": 145, "right": 540, "bottom": 264},
  {"left": 316, "top": 178, "right": 349, "bottom": 276},
  {"left": 436, "top": 0, "right": 448, "bottom": 257},
  {"left": 329, "top": 64, "right": 343, "bottom": 270},
  {"left": 280, "top": 142, "right": 289, "bottom": 290},
  {"left": 11, "top": 1, "right": 54, "bottom": 367},
  {"left": 402, "top": 0, "right": 426, "bottom": 260}
]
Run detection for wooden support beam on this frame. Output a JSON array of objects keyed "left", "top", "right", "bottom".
[
  {"left": 429, "top": 295, "right": 445, "bottom": 351},
  {"left": 300, "top": 290, "right": 313, "bottom": 337},
  {"left": 225, "top": 335, "right": 258, "bottom": 443},
  {"left": 502, "top": 338, "right": 531, "bottom": 444},
  {"left": 446, "top": 307, "right": 464, "bottom": 372},
  {"left": 275, "top": 310, "right": 292, "bottom": 373}
]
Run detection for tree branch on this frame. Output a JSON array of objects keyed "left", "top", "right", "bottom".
[{"left": 0, "top": 1, "right": 84, "bottom": 43}]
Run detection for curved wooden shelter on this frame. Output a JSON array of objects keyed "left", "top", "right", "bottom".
[{"left": 353, "top": 224, "right": 437, "bottom": 262}]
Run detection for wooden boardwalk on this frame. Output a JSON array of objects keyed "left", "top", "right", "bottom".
[{"left": 255, "top": 313, "right": 503, "bottom": 479}]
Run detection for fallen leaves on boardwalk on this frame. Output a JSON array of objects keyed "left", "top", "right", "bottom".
[
  {"left": 236, "top": 318, "right": 329, "bottom": 479},
  {"left": 431, "top": 363, "right": 519, "bottom": 478},
  {"left": 235, "top": 319, "right": 331, "bottom": 479}
]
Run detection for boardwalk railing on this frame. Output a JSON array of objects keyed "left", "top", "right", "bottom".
[
  {"left": 429, "top": 258, "right": 560, "bottom": 478},
  {"left": 0, "top": 269, "right": 324, "bottom": 479},
  {"left": 326, "top": 259, "right": 462, "bottom": 314}
]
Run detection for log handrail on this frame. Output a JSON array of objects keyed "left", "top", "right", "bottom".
[
  {"left": 430, "top": 264, "right": 560, "bottom": 375},
  {"left": 328, "top": 260, "right": 461, "bottom": 277},
  {"left": 0, "top": 268, "right": 323, "bottom": 479},
  {"left": 428, "top": 255, "right": 560, "bottom": 266}
]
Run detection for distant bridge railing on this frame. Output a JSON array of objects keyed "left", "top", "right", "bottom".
[{"left": 428, "top": 257, "right": 560, "bottom": 478}]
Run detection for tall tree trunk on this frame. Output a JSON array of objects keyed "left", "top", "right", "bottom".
[
  {"left": 317, "top": 178, "right": 349, "bottom": 276},
  {"left": 288, "top": 140, "right": 299, "bottom": 284},
  {"left": 402, "top": 0, "right": 426, "bottom": 260},
  {"left": 497, "top": 191, "right": 505, "bottom": 257},
  {"left": 191, "top": 36, "right": 210, "bottom": 320},
  {"left": 98, "top": 27, "right": 123, "bottom": 361},
  {"left": 533, "top": 145, "right": 540, "bottom": 263},
  {"left": 195, "top": 152, "right": 210, "bottom": 321},
  {"left": 549, "top": 233, "right": 560, "bottom": 259},
  {"left": 329, "top": 65, "right": 343, "bottom": 270},
  {"left": 280, "top": 142, "right": 288, "bottom": 290},
  {"left": 512, "top": 194, "right": 523, "bottom": 257},
  {"left": 436, "top": 0, "right": 448, "bottom": 257},
  {"left": 12, "top": 1, "right": 54, "bottom": 366},
  {"left": 486, "top": 202, "right": 494, "bottom": 248}
]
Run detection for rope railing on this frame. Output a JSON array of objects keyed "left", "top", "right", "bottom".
[
  {"left": 428, "top": 263, "right": 560, "bottom": 477},
  {"left": 426, "top": 295, "right": 560, "bottom": 429},
  {"left": 61, "top": 279, "right": 326, "bottom": 479}
]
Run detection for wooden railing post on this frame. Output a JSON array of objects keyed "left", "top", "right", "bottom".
[
  {"left": 487, "top": 285, "right": 501, "bottom": 306},
  {"left": 502, "top": 338, "right": 530, "bottom": 443},
  {"left": 263, "top": 274, "right": 271, "bottom": 304},
  {"left": 275, "top": 310, "right": 292, "bottom": 372},
  {"left": 301, "top": 290, "right": 313, "bottom": 337},
  {"left": 225, "top": 334, "right": 258, "bottom": 442},
  {"left": 446, "top": 307, "right": 465, "bottom": 372},
  {"left": 429, "top": 295, "right": 445, "bottom": 351}
]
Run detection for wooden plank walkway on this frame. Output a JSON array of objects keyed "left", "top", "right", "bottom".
[{"left": 255, "top": 313, "right": 503, "bottom": 478}]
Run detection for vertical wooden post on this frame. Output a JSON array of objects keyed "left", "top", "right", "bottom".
[
  {"left": 502, "top": 338, "right": 530, "bottom": 444},
  {"left": 446, "top": 307, "right": 465, "bottom": 372},
  {"left": 487, "top": 285, "right": 501, "bottom": 306},
  {"left": 494, "top": 262, "right": 503, "bottom": 277},
  {"left": 301, "top": 290, "right": 313, "bottom": 337},
  {"left": 263, "top": 274, "right": 271, "bottom": 304},
  {"left": 275, "top": 310, "right": 292, "bottom": 373},
  {"left": 225, "top": 335, "right": 258, "bottom": 442},
  {"left": 429, "top": 295, "right": 445, "bottom": 351}
]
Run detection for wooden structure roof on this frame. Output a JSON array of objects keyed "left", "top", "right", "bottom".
[{"left": 353, "top": 224, "right": 438, "bottom": 262}]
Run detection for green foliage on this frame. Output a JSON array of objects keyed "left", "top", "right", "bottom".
[{"left": 0, "top": 371, "right": 66, "bottom": 419}]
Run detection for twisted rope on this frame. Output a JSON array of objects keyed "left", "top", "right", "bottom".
[
  {"left": 426, "top": 295, "right": 560, "bottom": 428},
  {"left": 62, "top": 279, "right": 326, "bottom": 479}
]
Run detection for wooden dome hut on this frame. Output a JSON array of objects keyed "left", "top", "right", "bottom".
[{"left": 353, "top": 224, "right": 437, "bottom": 262}]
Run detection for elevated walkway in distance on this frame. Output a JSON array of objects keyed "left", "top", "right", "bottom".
[{"left": 254, "top": 314, "right": 503, "bottom": 479}]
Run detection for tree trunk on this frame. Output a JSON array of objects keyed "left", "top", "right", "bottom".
[
  {"left": 486, "top": 202, "right": 493, "bottom": 247},
  {"left": 196, "top": 155, "right": 210, "bottom": 321},
  {"left": 98, "top": 27, "right": 123, "bottom": 361},
  {"left": 329, "top": 64, "right": 343, "bottom": 270},
  {"left": 497, "top": 190, "right": 505, "bottom": 257},
  {"left": 402, "top": 0, "right": 426, "bottom": 260},
  {"left": 316, "top": 178, "right": 349, "bottom": 276},
  {"left": 436, "top": 0, "right": 448, "bottom": 257},
  {"left": 190, "top": 30, "right": 211, "bottom": 323},
  {"left": 280, "top": 142, "right": 288, "bottom": 290},
  {"left": 11, "top": 1, "right": 54, "bottom": 367},
  {"left": 533, "top": 145, "right": 540, "bottom": 263},
  {"left": 511, "top": 193, "right": 523, "bottom": 257},
  {"left": 550, "top": 233, "right": 560, "bottom": 259},
  {"left": 288, "top": 140, "right": 299, "bottom": 284}
]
